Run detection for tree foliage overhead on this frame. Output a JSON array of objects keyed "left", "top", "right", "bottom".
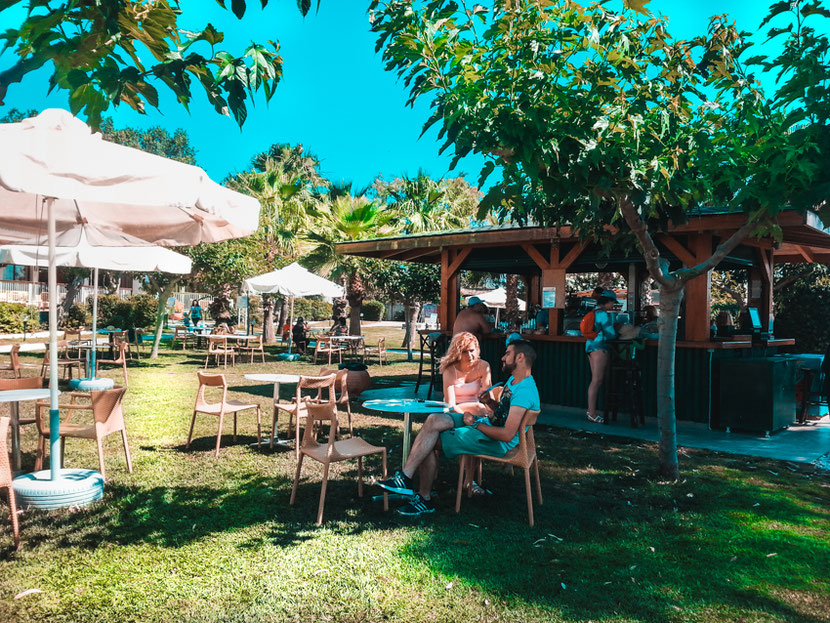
[{"left": 0, "top": 0, "right": 316, "bottom": 127}]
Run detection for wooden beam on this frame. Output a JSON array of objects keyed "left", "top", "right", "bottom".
[
  {"left": 447, "top": 247, "right": 472, "bottom": 277},
  {"left": 657, "top": 234, "right": 696, "bottom": 267},
  {"left": 796, "top": 245, "right": 816, "bottom": 262},
  {"left": 397, "top": 248, "right": 438, "bottom": 262},
  {"left": 521, "top": 243, "right": 550, "bottom": 270},
  {"left": 559, "top": 241, "right": 588, "bottom": 269}
]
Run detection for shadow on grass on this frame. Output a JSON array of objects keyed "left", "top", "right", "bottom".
[{"left": 388, "top": 427, "right": 830, "bottom": 623}]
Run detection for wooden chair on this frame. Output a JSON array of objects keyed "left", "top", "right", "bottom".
[
  {"left": 40, "top": 340, "right": 84, "bottom": 380},
  {"left": 237, "top": 334, "right": 265, "bottom": 364},
  {"left": 187, "top": 372, "right": 261, "bottom": 457},
  {"left": 34, "top": 386, "right": 133, "bottom": 480},
  {"left": 364, "top": 337, "right": 388, "bottom": 366},
  {"left": 205, "top": 336, "right": 235, "bottom": 369},
  {"left": 275, "top": 374, "right": 336, "bottom": 455},
  {"left": 0, "top": 376, "right": 43, "bottom": 435},
  {"left": 454, "top": 408, "right": 543, "bottom": 526},
  {"left": 290, "top": 399, "right": 388, "bottom": 525},
  {"left": 0, "top": 343, "right": 22, "bottom": 378},
  {"left": 319, "top": 367, "right": 353, "bottom": 438},
  {"left": 171, "top": 326, "right": 190, "bottom": 350},
  {"left": 98, "top": 340, "right": 129, "bottom": 387},
  {"left": 0, "top": 417, "right": 21, "bottom": 549},
  {"left": 127, "top": 329, "right": 144, "bottom": 360},
  {"left": 312, "top": 338, "right": 342, "bottom": 365}
]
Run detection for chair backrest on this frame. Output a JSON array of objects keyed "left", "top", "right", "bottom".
[
  {"left": 515, "top": 408, "right": 541, "bottom": 458},
  {"left": 207, "top": 336, "right": 228, "bottom": 351},
  {"left": 43, "top": 340, "right": 70, "bottom": 363},
  {"left": 315, "top": 339, "right": 330, "bottom": 352},
  {"left": 195, "top": 372, "right": 227, "bottom": 408},
  {"left": 90, "top": 386, "right": 128, "bottom": 431},
  {"left": 295, "top": 373, "right": 336, "bottom": 405},
  {"left": 64, "top": 329, "right": 81, "bottom": 341},
  {"left": 175, "top": 326, "right": 187, "bottom": 337},
  {"left": 300, "top": 399, "right": 339, "bottom": 450},
  {"left": 318, "top": 368, "right": 349, "bottom": 404},
  {"left": 0, "top": 376, "right": 43, "bottom": 391},
  {"left": 7, "top": 343, "right": 21, "bottom": 369},
  {"left": 377, "top": 337, "right": 386, "bottom": 352}
]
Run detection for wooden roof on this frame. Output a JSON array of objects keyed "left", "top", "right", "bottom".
[{"left": 336, "top": 211, "right": 830, "bottom": 272}]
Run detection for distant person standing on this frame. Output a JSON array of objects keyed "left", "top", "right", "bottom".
[
  {"left": 582, "top": 289, "right": 618, "bottom": 423},
  {"left": 453, "top": 296, "right": 492, "bottom": 341},
  {"left": 189, "top": 300, "right": 203, "bottom": 326}
]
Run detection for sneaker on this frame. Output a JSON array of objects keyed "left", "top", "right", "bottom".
[
  {"left": 375, "top": 471, "right": 415, "bottom": 496},
  {"left": 396, "top": 494, "right": 436, "bottom": 516}
]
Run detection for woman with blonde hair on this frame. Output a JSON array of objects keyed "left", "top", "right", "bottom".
[{"left": 440, "top": 331, "right": 492, "bottom": 416}]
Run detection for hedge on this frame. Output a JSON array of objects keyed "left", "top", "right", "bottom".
[
  {"left": 362, "top": 300, "right": 385, "bottom": 321},
  {"left": 292, "top": 298, "right": 333, "bottom": 321},
  {"left": 0, "top": 302, "right": 38, "bottom": 334}
]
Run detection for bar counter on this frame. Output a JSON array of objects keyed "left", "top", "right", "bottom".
[{"left": 422, "top": 330, "right": 795, "bottom": 423}]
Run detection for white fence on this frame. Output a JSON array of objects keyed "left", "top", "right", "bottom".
[{"left": 0, "top": 280, "right": 210, "bottom": 309}]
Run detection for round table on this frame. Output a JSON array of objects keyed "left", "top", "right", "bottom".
[
  {"left": 362, "top": 399, "right": 451, "bottom": 467},
  {"left": 0, "top": 388, "right": 52, "bottom": 472},
  {"left": 244, "top": 374, "right": 301, "bottom": 447}
]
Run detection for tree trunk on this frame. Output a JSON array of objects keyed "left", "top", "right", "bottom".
[
  {"left": 262, "top": 294, "right": 277, "bottom": 343},
  {"left": 277, "top": 296, "right": 287, "bottom": 332},
  {"left": 59, "top": 274, "right": 85, "bottom": 327},
  {"left": 150, "top": 280, "right": 178, "bottom": 359},
  {"left": 402, "top": 300, "right": 421, "bottom": 361},
  {"left": 505, "top": 274, "right": 520, "bottom": 329},
  {"left": 655, "top": 284, "right": 684, "bottom": 480},
  {"left": 346, "top": 272, "right": 366, "bottom": 336}
]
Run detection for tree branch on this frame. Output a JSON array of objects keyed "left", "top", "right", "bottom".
[
  {"left": 675, "top": 220, "right": 756, "bottom": 283},
  {"left": 617, "top": 195, "right": 675, "bottom": 289}
]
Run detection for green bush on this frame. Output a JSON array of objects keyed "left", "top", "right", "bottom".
[
  {"left": 93, "top": 293, "right": 158, "bottom": 329},
  {"left": 362, "top": 300, "right": 385, "bottom": 321},
  {"left": 64, "top": 302, "right": 92, "bottom": 329},
  {"left": 93, "top": 294, "right": 122, "bottom": 328},
  {"left": 0, "top": 302, "right": 37, "bottom": 334},
  {"left": 775, "top": 280, "right": 830, "bottom": 354},
  {"left": 292, "top": 298, "right": 333, "bottom": 321}
]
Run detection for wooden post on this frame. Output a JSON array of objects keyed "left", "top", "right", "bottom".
[
  {"left": 683, "top": 233, "right": 713, "bottom": 342},
  {"left": 439, "top": 247, "right": 469, "bottom": 331},
  {"left": 750, "top": 248, "right": 773, "bottom": 331}
]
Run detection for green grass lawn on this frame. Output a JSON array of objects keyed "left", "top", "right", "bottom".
[{"left": 1, "top": 338, "right": 829, "bottom": 623}]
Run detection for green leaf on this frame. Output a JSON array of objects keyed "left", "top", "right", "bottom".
[
  {"left": 297, "top": 0, "right": 311, "bottom": 17},
  {"left": 231, "top": 0, "right": 246, "bottom": 19}
]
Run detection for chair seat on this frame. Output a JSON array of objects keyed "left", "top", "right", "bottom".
[
  {"left": 302, "top": 436, "right": 385, "bottom": 462},
  {"left": 199, "top": 399, "right": 259, "bottom": 415},
  {"left": 58, "top": 423, "right": 97, "bottom": 439},
  {"left": 467, "top": 447, "right": 534, "bottom": 469}
]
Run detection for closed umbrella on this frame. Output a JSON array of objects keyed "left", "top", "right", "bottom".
[{"left": 0, "top": 109, "right": 259, "bottom": 500}]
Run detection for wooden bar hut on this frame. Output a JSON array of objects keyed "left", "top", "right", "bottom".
[{"left": 337, "top": 211, "right": 830, "bottom": 425}]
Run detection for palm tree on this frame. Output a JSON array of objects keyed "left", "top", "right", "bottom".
[
  {"left": 304, "top": 193, "right": 391, "bottom": 336},
  {"left": 228, "top": 157, "right": 319, "bottom": 341}
]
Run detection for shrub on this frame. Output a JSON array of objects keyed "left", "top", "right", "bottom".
[
  {"left": 93, "top": 293, "right": 158, "bottom": 329},
  {"left": 362, "top": 300, "right": 385, "bottom": 321},
  {"left": 292, "top": 298, "right": 333, "bottom": 321},
  {"left": 64, "top": 302, "right": 92, "bottom": 329},
  {"left": 93, "top": 294, "right": 122, "bottom": 327},
  {"left": 0, "top": 302, "right": 37, "bottom": 334},
  {"left": 775, "top": 280, "right": 830, "bottom": 354}
]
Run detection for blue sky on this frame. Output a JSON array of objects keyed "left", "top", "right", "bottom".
[{"left": 0, "top": 1, "right": 777, "bottom": 188}]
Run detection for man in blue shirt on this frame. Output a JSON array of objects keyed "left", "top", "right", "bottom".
[{"left": 376, "top": 340, "right": 541, "bottom": 516}]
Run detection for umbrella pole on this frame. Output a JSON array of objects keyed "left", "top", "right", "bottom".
[
  {"left": 288, "top": 296, "right": 294, "bottom": 354},
  {"left": 46, "top": 197, "right": 61, "bottom": 480},
  {"left": 91, "top": 266, "right": 98, "bottom": 377}
]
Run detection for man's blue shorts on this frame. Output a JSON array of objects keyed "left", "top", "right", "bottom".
[{"left": 439, "top": 412, "right": 515, "bottom": 459}]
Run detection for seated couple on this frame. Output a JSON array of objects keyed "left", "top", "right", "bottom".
[{"left": 376, "top": 331, "right": 540, "bottom": 516}]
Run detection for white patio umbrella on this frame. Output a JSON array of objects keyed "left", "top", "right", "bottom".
[
  {"left": 0, "top": 224, "right": 192, "bottom": 379},
  {"left": 244, "top": 263, "right": 344, "bottom": 354},
  {"left": 0, "top": 109, "right": 259, "bottom": 495},
  {"left": 474, "top": 287, "right": 526, "bottom": 326}
]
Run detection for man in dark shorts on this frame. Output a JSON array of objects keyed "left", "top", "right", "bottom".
[{"left": 375, "top": 340, "right": 540, "bottom": 516}]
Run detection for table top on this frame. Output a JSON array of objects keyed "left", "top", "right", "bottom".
[
  {"left": 208, "top": 333, "right": 258, "bottom": 341},
  {"left": 330, "top": 335, "right": 365, "bottom": 341},
  {"left": 244, "top": 373, "right": 301, "bottom": 384},
  {"left": 362, "top": 399, "right": 451, "bottom": 414},
  {"left": 0, "top": 388, "right": 53, "bottom": 403}
]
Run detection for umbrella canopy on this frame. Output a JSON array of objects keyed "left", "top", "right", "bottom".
[
  {"left": 0, "top": 225, "right": 193, "bottom": 273},
  {"left": 0, "top": 109, "right": 259, "bottom": 246},
  {"left": 244, "top": 262, "right": 344, "bottom": 298},
  {"left": 475, "top": 287, "right": 526, "bottom": 311},
  {"left": 0, "top": 109, "right": 259, "bottom": 488}
]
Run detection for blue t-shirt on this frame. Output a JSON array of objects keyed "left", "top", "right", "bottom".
[
  {"left": 490, "top": 374, "right": 541, "bottom": 453},
  {"left": 585, "top": 309, "right": 616, "bottom": 353}
]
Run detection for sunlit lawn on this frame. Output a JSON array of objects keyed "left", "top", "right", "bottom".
[{"left": 1, "top": 332, "right": 829, "bottom": 623}]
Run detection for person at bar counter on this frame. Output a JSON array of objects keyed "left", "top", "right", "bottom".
[
  {"left": 583, "top": 289, "right": 618, "bottom": 423},
  {"left": 375, "top": 339, "right": 539, "bottom": 516},
  {"left": 452, "top": 296, "right": 492, "bottom": 341}
]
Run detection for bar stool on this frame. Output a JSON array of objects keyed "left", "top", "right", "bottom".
[
  {"left": 603, "top": 339, "right": 645, "bottom": 427},
  {"left": 415, "top": 332, "right": 448, "bottom": 400}
]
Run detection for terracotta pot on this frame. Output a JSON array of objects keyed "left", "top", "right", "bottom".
[{"left": 346, "top": 369, "right": 371, "bottom": 398}]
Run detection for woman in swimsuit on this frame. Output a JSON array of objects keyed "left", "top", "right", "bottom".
[{"left": 440, "top": 332, "right": 492, "bottom": 417}]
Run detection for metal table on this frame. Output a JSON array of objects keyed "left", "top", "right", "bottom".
[
  {"left": 362, "top": 399, "right": 451, "bottom": 467},
  {"left": 0, "top": 388, "right": 53, "bottom": 472},
  {"left": 244, "top": 373, "right": 301, "bottom": 447}
]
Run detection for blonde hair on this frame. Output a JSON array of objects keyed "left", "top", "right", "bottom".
[{"left": 439, "top": 332, "right": 480, "bottom": 373}]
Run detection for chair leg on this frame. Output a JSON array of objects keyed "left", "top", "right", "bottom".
[
  {"left": 271, "top": 407, "right": 278, "bottom": 450},
  {"left": 523, "top": 466, "right": 534, "bottom": 527},
  {"left": 381, "top": 449, "right": 388, "bottom": 511},
  {"left": 533, "top": 458, "right": 543, "bottom": 505},
  {"left": 35, "top": 434, "right": 45, "bottom": 471},
  {"left": 7, "top": 487, "right": 20, "bottom": 550},
  {"left": 357, "top": 456, "right": 364, "bottom": 497},
  {"left": 295, "top": 414, "right": 302, "bottom": 459},
  {"left": 60, "top": 437, "right": 66, "bottom": 469},
  {"left": 122, "top": 360, "right": 128, "bottom": 388},
  {"left": 455, "top": 455, "right": 467, "bottom": 513},
  {"left": 92, "top": 436, "right": 106, "bottom": 479},
  {"left": 121, "top": 428, "right": 133, "bottom": 473},
  {"left": 290, "top": 453, "right": 304, "bottom": 505},
  {"left": 317, "top": 462, "right": 330, "bottom": 525},
  {"left": 186, "top": 411, "right": 198, "bottom": 448},
  {"left": 233, "top": 413, "right": 237, "bottom": 441},
  {"left": 215, "top": 412, "right": 225, "bottom": 457},
  {"left": 255, "top": 406, "right": 262, "bottom": 450}
]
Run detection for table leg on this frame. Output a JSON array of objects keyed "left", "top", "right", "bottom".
[
  {"left": 401, "top": 411, "right": 412, "bottom": 468},
  {"left": 10, "top": 401, "right": 21, "bottom": 472}
]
